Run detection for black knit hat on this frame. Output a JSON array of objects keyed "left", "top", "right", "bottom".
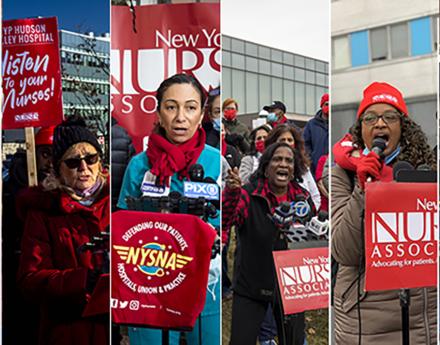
[{"left": 53, "top": 116, "right": 102, "bottom": 171}]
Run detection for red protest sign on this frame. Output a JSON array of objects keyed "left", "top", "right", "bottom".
[
  {"left": 273, "top": 247, "right": 329, "bottom": 315},
  {"left": 365, "top": 182, "right": 437, "bottom": 291},
  {"left": 2, "top": 17, "right": 63, "bottom": 129},
  {"left": 111, "top": 3, "right": 220, "bottom": 152},
  {"left": 111, "top": 211, "right": 216, "bottom": 329}
]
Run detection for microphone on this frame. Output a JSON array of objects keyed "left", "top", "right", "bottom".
[
  {"left": 271, "top": 202, "right": 295, "bottom": 230},
  {"left": 393, "top": 161, "right": 414, "bottom": 181},
  {"left": 307, "top": 210, "right": 329, "bottom": 238},
  {"left": 188, "top": 164, "right": 204, "bottom": 182},
  {"left": 292, "top": 194, "right": 313, "bottom": 224},
  {"left": 366, "top": 137, "right": 387, "bottom": 182},
  {"left": 371, "top": 137, "right": 387, "bottom": 157}
]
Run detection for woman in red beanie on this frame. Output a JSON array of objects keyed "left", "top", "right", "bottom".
[{"left": 331, "top": 82, "right": 436, "bottom": 344}]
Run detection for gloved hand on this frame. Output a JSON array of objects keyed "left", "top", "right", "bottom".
[{"left": 356, "top": 151, "right": 382, "bottom": 190}]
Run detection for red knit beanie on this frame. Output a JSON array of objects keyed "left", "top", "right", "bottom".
[
  {"left": 357, "top": 82, "right": 408, "bottom": 118},
  {"left": 320, "top": 93, "right": 329, "bottom": 107}
]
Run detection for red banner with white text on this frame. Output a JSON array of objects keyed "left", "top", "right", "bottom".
[
  {"left": 111, "top": 3, "right": 220, "bottom": 152},
  {"left": 273, "top": 247, "right": 329, "bottom": 315},
  {"left": 111, "top": 211, "right": 216, "bottom": 329},
  {"left": 2, "top": 17, "right": 63, "bottom": 129},
  {"left": 365, "top": 182, "right": 437, "bottom": 291}
]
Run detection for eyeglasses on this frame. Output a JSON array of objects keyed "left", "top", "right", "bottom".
[
  {"left": 62, "top": 153, "right": 99, "bottom": 169},
  {"left": 361, "top": 111, "right": 401, "bottom": 126}
]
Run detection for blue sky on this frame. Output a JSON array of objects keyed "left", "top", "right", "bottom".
[{"left": 3, "top": 0, "right": 109, "bottom": 34}]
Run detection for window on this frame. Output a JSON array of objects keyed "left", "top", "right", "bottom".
[
  {"left": 316, "top": 60, "right": 326, "bottom": 73},
  {"left": 271, "top": 49, "right": 283, "bottom": 63},
  {"left": 305, "top": 58, "right": 315, "bottom": 70},
  {"left": 222, "top": 67, "right": 232, "bottom": 100},
  {"left": 283, "top": 52, "right": 294, "bottom": 65},
  {"left": 294, "top": 68, "right": 305, "bottom": 82},
  {"left": 223, "top": 36, "right": 231, "bottom": 51},
  {"left": 370, "top": 27, "right": 387, "bottom": 61},
  {"left": 410, "top": 17, "right": 432, "bottom": 56},
  {"left": 294, "top": 82, "right": 305, "bottom": 114},
  {"left": 294, "top": 55, "right": 305, "bottom": 68},
  {"left": 271, "top": 78, "right": 283, "bottom": 100},
  {"left": 245, "top": 42, "right": 258, "bottom": 57},
  {"left": 271, "top": 62, "right": 283, "bottom": 77},
  {"left": 222, "top": 51, "right": 231, "bottom": 67},
  {"left": 231, "top": 38, "right": 245, "bottom": 54},
  {"left": 391, "top": 23, "right": 409, "bottom": 58},
  {"left": 245, "top": 72, "right": 259, "bottom": 113},
  {"left": 350, "top": 30, "right": 369, "bottom": 67},
  {"left": 259, "top": 60, "right": 271, "bottom": 75},
  {"left": 306, "top": 84, "right": 315, "bottom": 114},
  {"left": 283, "top": 80, "right": 294, "bottom": 114},
  {"left": 231, "top": 53, "right": 245, "bottom": 69},
  {"left": 259, "top": 75, "right": 271, "bottom": 109},
  {"left": 246, "top": 56, "right": 258, "bottom": 72},
  {"left": 231, "top": 70, "right": 245, "bottom": 113},
  {"left": 332, "top": 36, "right": 350, "bottom": 69},
  {"left": 316, "top": 73, "right": 326, "bottom": 86},
  {"left": 283, "top": 65, "right": 294, "bottom": 80},
  {"left": 305, "top": 70, "right": 315, "bottom": 84},
  {"left": 259, "top": 46, "right": 270, "bottom": 59}
]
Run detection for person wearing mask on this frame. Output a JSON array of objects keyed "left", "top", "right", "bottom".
[
  {"left": 263, "top": 101, "right": 297, "bottom": 129},
  {"left": 2, "top": 125, "right": 55, "bottom": 345},
  {"left": 118, "top": 73, "right": 220, "bottom": 345},
  {"left": 303, "top": 93, "right": 329, "bottom": 176},
  {"left": 222, "top": 98, "right": 250, "bottom": 154},
  {"left": 239, "top": 124, "right": 272, "bottom": 184},
  {"left": 265, "top": 124, "right": 321, "bottom": 210},
  {"left": 203, "top": 87, "right": 221, "bottom": 149},
  {"left": 223, "top": 142, "right": 315, "bottom": 345},
  {"left": 17, "top": 117, "right": 109, "bottom": 345},
  {"left": 332, "top": 82, "right": 436, "bottom": 344}
]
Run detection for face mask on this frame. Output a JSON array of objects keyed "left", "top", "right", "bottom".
[
  {"left": 322, "top": 105, "right": 329, "bottom": 116},
  {"left": 224, "top": 109, "right": 237, "bottom": 121},
  {"left": 267, "top": 113, "right": 278, "bottom": 123},
  {"left": 255, "top": 140, "right": 265, "bottom": 153},
  {"left": 213, "top": 118, "right": 221, "bottom": 131}
]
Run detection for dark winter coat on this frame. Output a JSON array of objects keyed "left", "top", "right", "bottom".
[
  {"left": 111, "top": 123, "right": 135, "bottom": 211},
  {"left": 203, "top": 121, "right": 220, "bottom": 149},
  {"left": 222, "top": 178, "right": 314, "bottom": 301},
  {"left": 17, "top": 185, "right": 110, "bottom": 345},
  {"left": 303, "top": 110, "right": 329, "bottom": 175}
]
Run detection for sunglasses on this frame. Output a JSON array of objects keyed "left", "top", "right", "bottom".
[{"left": 62, "top": 153, "right": 99, "bottom": 169}]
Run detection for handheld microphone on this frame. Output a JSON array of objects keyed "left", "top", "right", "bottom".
[
  {"left": 184, "top": 165, "right": 220, "bottom": 202},
  {"left": 371, "top": 137, "right": 387, "bottom": 157},
  {"left": 366, "top": 137, "right": 387, "bottom": 183}
]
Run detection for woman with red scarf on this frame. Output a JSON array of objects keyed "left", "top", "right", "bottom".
[{"left": 117, "top": 74, "right": 220, "bottom": 345}]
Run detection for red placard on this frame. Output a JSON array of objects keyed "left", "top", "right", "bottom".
[
  {"left": 111, "top": 4, "right": 220, "bottom": 152},
  {"left": 2, "top": 17, "right": 63, "bottom": 129},
  {"left": 365, "top": 182, "right": 437, "bottom": 291},
  {"left": 273, "top": 247, "right": 329, "bottom": 315},
  {"left": 111, "top": 211, "right": 216, "bottom": 329}
]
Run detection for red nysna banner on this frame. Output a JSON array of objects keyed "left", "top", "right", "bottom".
[
  {"left": 273, "top": 247, "right": 329, "bottom": 315},
  {"left": 112, "top": 211, "right": 216, "bottom": 329},
  {"left": 2, "top": 17, "right": 63, "bottom": 129},
  {"left": 111, "top": 3, "right": 220, "bottom": 152},
  {"left": 365, "top": 182, "right": 437, "bottom": 291}
]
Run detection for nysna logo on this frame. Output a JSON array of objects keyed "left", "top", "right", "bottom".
[
  {"left": 372, "top": 211, "right": 438, "bottom": 243},
  {"left": 115, "top": 221, "right": 192, "bottom": 294},
  {"left": 113, "top": 242, "right": 193, "bottom": 277}
]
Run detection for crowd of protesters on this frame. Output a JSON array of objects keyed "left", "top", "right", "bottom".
[{"left": 219, "top": 94, "right": 329, "bottom": 345}]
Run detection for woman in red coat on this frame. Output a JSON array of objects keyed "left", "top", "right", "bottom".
[{"left": 17, "top": 116, "right": 110, "bottom": 345}]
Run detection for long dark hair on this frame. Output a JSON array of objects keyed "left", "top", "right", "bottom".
[
  {"left": 350, "top": 115, "right": 436, "bottom": 169},
  {"left": 156, "top": 73, "right": 206, "bottom": 110},
  {"left": 250, "top": 142, "right": 302, "bottom": 182},
  {"left": 264, "top": 124, "right": 310, "bottom": 177}
]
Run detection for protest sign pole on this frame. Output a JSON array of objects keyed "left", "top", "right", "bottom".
[
  {"left": 399, "top": 289, "right": 410, "bottom": 345},
  {"left": 25, "top": 127, "right": 38, "bottom": 187}
]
